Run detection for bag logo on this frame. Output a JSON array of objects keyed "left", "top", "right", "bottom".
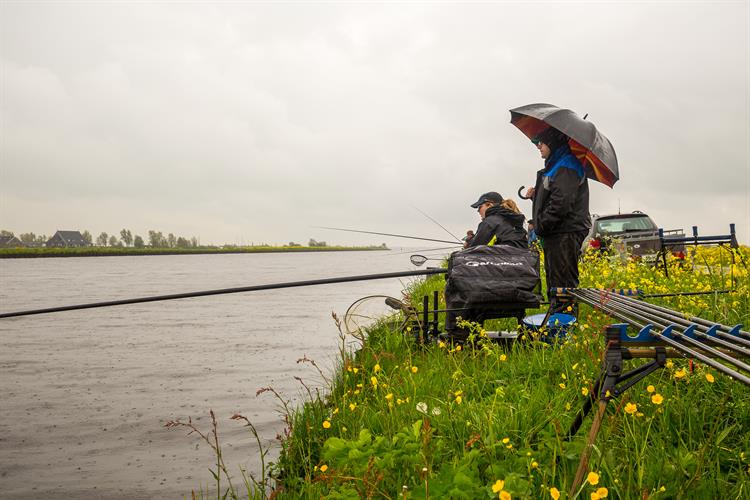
[{"left": 465, "top": 260, "right": 523, "bottom": 267}]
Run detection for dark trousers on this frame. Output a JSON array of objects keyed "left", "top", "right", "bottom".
[{"left": 543, "top": 230, "right": 587, "bottom": 314}]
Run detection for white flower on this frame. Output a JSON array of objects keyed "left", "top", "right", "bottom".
[
  {"left": 431, "top": 407, "right": 442, "bottom": 416},
  {"left": 416, "top": 402, "right": 428, "bottom": 414}
]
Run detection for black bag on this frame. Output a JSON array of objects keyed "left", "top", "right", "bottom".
[{"left": 445, "top": 245, "right": 542, "bottom": 313}]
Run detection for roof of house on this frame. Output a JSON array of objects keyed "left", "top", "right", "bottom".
[
  {"left": 0, "top": 235, "right": 22, "bottom": 246},
  {"left": 51, "top": 230, "right": 86, "bottom": 245}
]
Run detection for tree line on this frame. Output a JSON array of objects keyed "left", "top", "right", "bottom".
[{"left": 1, "top": 229, "right": 200, "bottom": 248}]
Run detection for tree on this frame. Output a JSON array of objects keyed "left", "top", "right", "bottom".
[
  {"left": 0, "top": 230, "right": 14, "bottom": 238},
  {"left": 119, "top": 229, "right": 133, "bottom": 247},
  {"left": 176, "top": 236, "right": 189, "bottom": 248},
  {"left": 81, "top": 230, "right": 93, "bottom": 246},
  {"left": 190, "top": 236, "right": 198, "bottom": 248},
  {"left": 148, "top": 230, "right": 165, "bottom": 247},
  {"left": 97, "top": 232, "right": 108, "bottom": 246},
  {"left": 108, "top": 235, "right": 119, "bottom": 247},
  {"left": 167, "top": 233, "right": 176, "bottom": 248},
  {"left": 134, "top": 235, "right": 144, "bottom": 248},
  {"left": 19, "top": 233, "right": 36, "bottom": 243}
]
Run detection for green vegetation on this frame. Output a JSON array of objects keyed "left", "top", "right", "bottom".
[
  {"left": 176, "top": 246, "right": 749, "bottom": 499},
  {"left": 0, "top": 244, "right": 388, "bottom": 258}
]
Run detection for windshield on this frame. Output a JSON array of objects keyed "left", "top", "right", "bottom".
[{"left": 596, "top": 216, "right": 656, "bottom": 234}]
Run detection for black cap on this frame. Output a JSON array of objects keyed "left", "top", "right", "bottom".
[{"left": 470, "top": 191, "right": 503, "bottom": 209}]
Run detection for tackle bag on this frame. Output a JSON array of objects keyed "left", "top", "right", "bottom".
[{"left": 445, "top": 245, "right": 542, "bottom": 313}]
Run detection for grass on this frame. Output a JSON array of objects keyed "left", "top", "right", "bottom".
[{"left": 175, "top": 245, "right": 750, "bottom": 499}]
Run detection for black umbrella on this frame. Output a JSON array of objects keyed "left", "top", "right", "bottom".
[{"left": 510, "top": 103, "right": 619, "bottom": 187}]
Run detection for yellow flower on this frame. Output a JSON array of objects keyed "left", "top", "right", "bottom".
[
  {"left": 502, "top": 437, "right": 510, "bottom": 444},
  {"left": 549, "top": 487, "right": 561, "bottom": 500},
  {"left": 373, "top": 363, "right": 381, "bottom": 372},
  {"left": 455, "top": 395, "right": 463, "bottom": 404},
  {"left": 666, "top": 360, "right": 674, "bottom": 369},
  {"left": 596, "top": 487, "right": 609, "bottom": 497},
  {"left": 674, "top": 368, "right": 687, "bottom": 379},
  {"left": 500, "top": 354, "right": 507, "bottom": 362},
  {"left": 587, "top": 471, "right": 600, "bottom": 485},
  {"left": 531, "top": 461, "right": 539, "bottom": 469},
  {"left": 438, "top": 340, "right": 446, "bottom": 348},
  {"left": 561, "top": 373, "right": 567, "bottom": 380},
  {"left": 352, "top": 367, "right": 359, "bottom": 374},
  {"left": 322, "top": 420, "right": 331, "bottom": 429},
  {"left": 624, "top": 402, "right": 638, "bottom": 415},
  {"left": 411, "top": 366, "right": 418, "bottom": 373},
  {"left": 651, "top": 393, "right": 664, "bottom": 405},
  {"left": 370, "top": 376, "right": 378, "bottom": 387},
  {"left": 591, "top": 493, "right": 600, "bottom": 500},
  {"left": 646, "top": 385, "right": 655, "bottom": 393},
  {"left": 455, "top": 345, "right": 462, "bottom": 351},
  {"left": 581, "top": 387, "right": 589, "bottom": 396},
  {"left": 706, "top": 373, "right": 715, "bottom": 383},
  {"left": 349, "top": 402, "right": 357, "bottom": 411},
  {"left": 492, "top": 479, "right": 505, "bottom": 492},
  {"left": 385, "top": 393, "right": 393, "bottom": 401},
  {"left": 320, "top": 464, "right": 328, "bottom": 472},
  {"left": 500, "top": 492, "right": 511, "bottom": 500},
  {"left": 559, "top": 383, "right": 566, "bottom": 389}
]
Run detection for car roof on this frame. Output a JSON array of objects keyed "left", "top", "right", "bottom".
[{"left": 594, "top": 212, "right": 651, "bottom": 221}]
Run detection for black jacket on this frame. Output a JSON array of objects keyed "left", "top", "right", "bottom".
[
  {"left": 532, "top": 146, "right": 591, "bottom": 236},
  {"left": 469, "top": 205, "right": 528, "bottom": 249}
]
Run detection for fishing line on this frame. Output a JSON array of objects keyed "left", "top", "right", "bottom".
[
  {"left": 315, "top": 226, "right": 458, "bottom": 245},
  {"left": 409, "top": 205, "right": 463, "bottom": 243}
]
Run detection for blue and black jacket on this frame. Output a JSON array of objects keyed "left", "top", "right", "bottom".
[{"left": 532, "top": 145, "right": 591, "bottom": 237}]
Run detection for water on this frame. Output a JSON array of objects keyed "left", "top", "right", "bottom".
[{"left": 0, "top": 250, "right": 437, "bottom": 498}]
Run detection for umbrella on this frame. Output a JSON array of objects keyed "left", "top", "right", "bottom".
[{"left": 510, "top": 103, "right": 619, "bottom": 188}]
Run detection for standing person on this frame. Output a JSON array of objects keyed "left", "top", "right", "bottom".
[
  {"left": 527, "top": 219, "right": 538, "bottom": 246},
  {"left": 468, "top": 192, "right": 528, "bottom": 249},
  {"left": 524, "top": 128, "right": 590, "bottom": 313}
]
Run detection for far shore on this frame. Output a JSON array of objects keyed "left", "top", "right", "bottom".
[{"left": 0, "top": 245, "right": 389, "bottom": 258}]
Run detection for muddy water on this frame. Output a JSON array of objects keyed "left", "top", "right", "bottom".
[{"left": 0, "top": 250, "right": 432, "bottom": 498}]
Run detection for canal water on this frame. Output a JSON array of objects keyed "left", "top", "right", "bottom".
[{"left": 0, "top": 249, "right": 447, "bottom": 499}]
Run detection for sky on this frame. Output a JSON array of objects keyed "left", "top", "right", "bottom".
[{"left": 1, "top": 1, "right": 748, "bottom": 247}]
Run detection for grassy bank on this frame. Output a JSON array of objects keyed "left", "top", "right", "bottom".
[
  {"left": 0, "top": 245, "right": 388, "bottom": 258},
  {"left": 181, "top": 246, "right": 750, "bottom": 499}
]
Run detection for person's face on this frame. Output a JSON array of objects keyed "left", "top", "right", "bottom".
[
  {"left": 536, "top": 142, "right": 551, "bottom": 159},
  {"left": 478, "top": 201, "right": 493, "bottom": 220}
]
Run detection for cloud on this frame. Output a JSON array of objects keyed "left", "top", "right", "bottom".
[{"left": 1, "top": 2, "right": 747, "bottom": 244}]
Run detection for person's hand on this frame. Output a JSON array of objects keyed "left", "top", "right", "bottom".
[{"left": 525, "top": 187, "right": 536, "bottom": 199}]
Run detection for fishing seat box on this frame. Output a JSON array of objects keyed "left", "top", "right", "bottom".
[{"left": 444, "top": 245, "right": 542, "bottom": 328}]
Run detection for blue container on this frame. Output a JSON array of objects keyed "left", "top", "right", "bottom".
[{"left": 522, "top": 313, "right": 577, "bottom": 342}]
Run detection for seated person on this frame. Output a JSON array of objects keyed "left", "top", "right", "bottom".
[
  {"left": 468, "top": 191, "right": 528, "bottom": 249},
  {"left": 445, "top": 192, "right": 530, "bottom": 339}
]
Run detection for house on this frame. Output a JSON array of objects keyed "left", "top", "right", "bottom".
[
  {"left": 0, "top": 235, "right": 23, "bottom": 248},
  {"left": 46, "top": 230, "right": 88, "bottom": 248}
]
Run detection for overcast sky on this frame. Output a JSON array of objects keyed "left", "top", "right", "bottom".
[{"left": 1, "top": 1, "right": 748, "bottom": 246}]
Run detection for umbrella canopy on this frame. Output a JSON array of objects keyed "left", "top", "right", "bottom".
[{"left": 510, "top": 103, "right": 619, "bottom": 188}]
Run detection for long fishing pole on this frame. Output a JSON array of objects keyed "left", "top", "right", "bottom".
[
  {"left": 315, "top": 226, "right": 459, "bottom": 245},
  {"left": 0, "top": 268, "right": 447, "bottom": 320},
  {"left": 410, "top": 205, "right": 463, "bottom": 243}
]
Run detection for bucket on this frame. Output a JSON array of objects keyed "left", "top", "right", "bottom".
[{"left": 522, "top": 313, "right": 577, "bottom": 343}]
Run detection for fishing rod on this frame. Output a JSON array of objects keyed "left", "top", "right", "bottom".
[
  {"left": 410, "top": 205, "right": 463, "bottom": 243},
  {"left": 315, "top": 226, "right": 459, "bottom": 245},
  {"left": 0, "top": 268, "right": 447, "bottom": 320}
]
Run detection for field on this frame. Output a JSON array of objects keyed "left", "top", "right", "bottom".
[{"left": 182, "top": 245, "right": 750, "bottom": 499}]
